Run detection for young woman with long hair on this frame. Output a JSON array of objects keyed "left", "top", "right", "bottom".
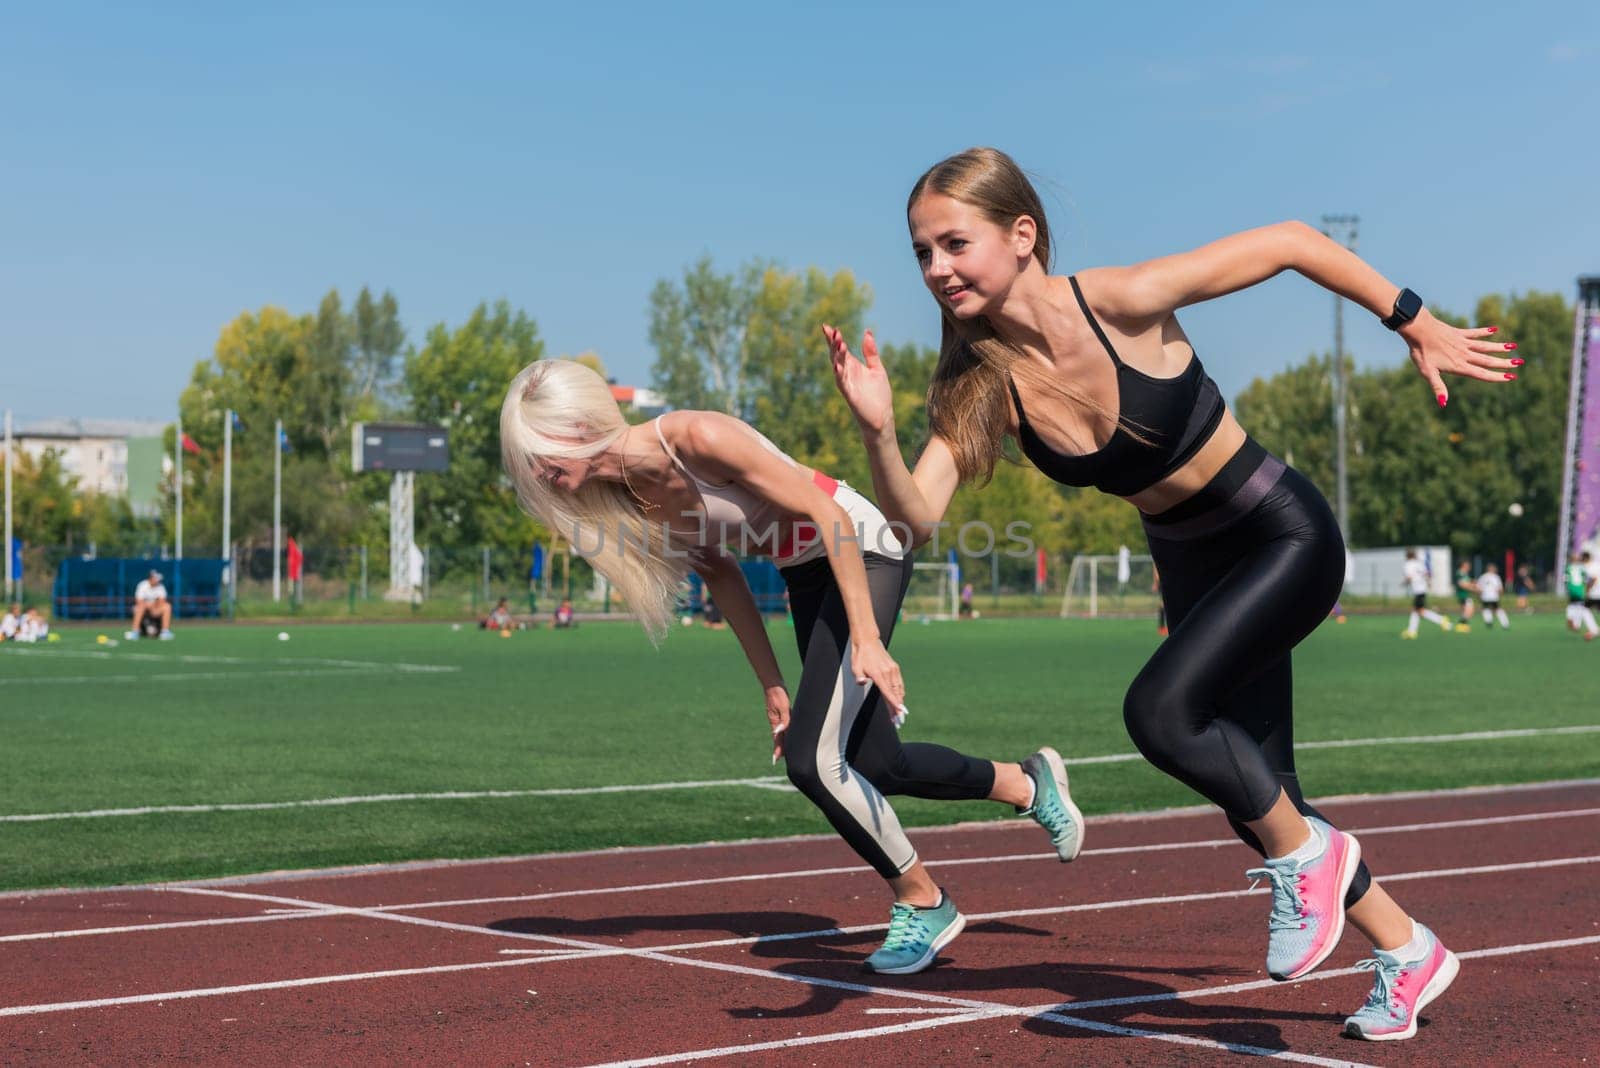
[
  {"left": 825, "top": 147, "right": 1517, "bottom": 1039},
  {"left": 500, "top": 358, "right": 1086, "bottom": 974}
]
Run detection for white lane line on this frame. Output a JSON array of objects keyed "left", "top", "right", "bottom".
[
  {"left": 481, "top": 854, "right": 1600, "bottom": 963},
  {"left": 6, "top": 724, "right": 1595, "bottom": 822},
  {"left": 583, "top": 1008, "right": 1377, "bottom": 1068},
  {"left": 11, "top": 806, "right": 1598, "bottom": 946},
  {"left": 168, "top": 886, "right": 1385, "bottom": 1068},
  {"left": 377, "top": 804, "right": 1600, "bottom": 914},
  {"left": 0, "top": 777, "right": 783, "bottom": 823},
  {"left": 0, "top": 910, "right": 328, "bottom": 944}
]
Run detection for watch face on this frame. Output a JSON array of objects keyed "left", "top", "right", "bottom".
[{"left": 1396, "top": 288, "right": 1423, "bottom": 320}]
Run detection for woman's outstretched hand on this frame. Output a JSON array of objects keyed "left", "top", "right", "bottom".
[
  {"left": 823, "top": 325, "right": 895, "bottom": 435},
  {"left": 1400, "top": 310, "right": 1522, "bottom": 407}
]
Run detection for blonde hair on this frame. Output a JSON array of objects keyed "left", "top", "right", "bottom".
[
  {"left": 500, "top": 360, "right": 688, "bottom": 642},
  {"left": 911, "top": 147, "right": 1133, "bottom": 483}
]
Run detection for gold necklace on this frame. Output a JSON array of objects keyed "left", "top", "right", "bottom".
[{"left": 618, "top": 432, "right": 659, "bottom": 513}]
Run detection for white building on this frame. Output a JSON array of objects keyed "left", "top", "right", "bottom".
[{"left": 11, "top": 418, "right": 167, "bottom": 503}]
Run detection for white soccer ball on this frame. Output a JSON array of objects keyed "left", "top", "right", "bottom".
[
  {"left": 277, "top": 631, "right": 290, "bottom": 641},
  {"left": 1508, "top": 502, "right": 1524, "bottom": 517},
  {"left": 681, "top": 615, "right": 694, "bottom": 627}
]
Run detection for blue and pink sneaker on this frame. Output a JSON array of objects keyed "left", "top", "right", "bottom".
[
  {"left": 1344, "top": 923, "right": 1460, "bottom": 1041},
  {"left": 1245, "top": 817, "right": 1362, "bottom": 981}
]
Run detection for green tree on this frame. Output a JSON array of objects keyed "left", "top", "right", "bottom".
[
  {"left": 648, "top": 257, "right": 762, "bottom": 416},
  {"left": 403, "top": 300, "right": 546, "bottom": 556}
]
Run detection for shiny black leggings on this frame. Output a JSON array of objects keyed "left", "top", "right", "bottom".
[{"left": 1128, "top": 444, "right": 1372, "bottom": 907}]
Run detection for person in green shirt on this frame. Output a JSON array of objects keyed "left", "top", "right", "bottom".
[{"left": 1452, "top": 560, "right": 1475, "bottom": 633}]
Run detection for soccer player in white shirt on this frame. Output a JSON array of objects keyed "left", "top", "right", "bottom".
[
  {"left": 1401, "top": 549, "right": 1451, "bottom": 639},
  {"left": 0, "top": 603, "right": 20, "bottom": 641},
  {"left": 128, "top": 569, "right": 174, "bottom": 640},
  {"left": 1476, "top": 563, "right": 1509, "bottom": 630}
]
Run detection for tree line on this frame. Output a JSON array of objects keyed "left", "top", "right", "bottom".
[{"left": 6, "top": 266, "right": 1576, "bottom": 580}]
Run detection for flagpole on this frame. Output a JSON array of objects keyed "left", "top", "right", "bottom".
[
  {"left": 175, "top": 414, "right": 184, "bottom": 561},
  {"left": 273, "top": 418, "right": 282, "bottom": 603},
  {"left": 222, "top": 409, "right": 232, "bottom": 583}
]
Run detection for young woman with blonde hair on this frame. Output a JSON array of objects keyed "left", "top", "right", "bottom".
[
  {"left": 500, "top": 358, "right": 1086, "bottom": 974},
  {"left": 826, "top": 147, "right": 1518, "bottom": 1039}
]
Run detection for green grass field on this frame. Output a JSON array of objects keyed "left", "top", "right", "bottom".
[{"left": 2, "top": 612, "right": 1596, "bottom": 891}]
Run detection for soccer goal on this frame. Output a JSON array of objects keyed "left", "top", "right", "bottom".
[
  {"left": 905, "top": 560, "right": 961, "bottom": 621},
  {"left": 1060, "top": 553, "right": 1159, "bottom": 618}
]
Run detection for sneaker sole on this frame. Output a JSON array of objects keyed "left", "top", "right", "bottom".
[
  {"left": 1345, "top": 948, "right": 1460, "bottom": 1041},
  {"left": 1276, "top": 831, "right": 1362, "bottom": 982},
  {"left": 1036, "top": 746, "right": 1085, "bottom": 862},
  {"left": 866, "top": 912, "right": 967, "bottom": 976}
]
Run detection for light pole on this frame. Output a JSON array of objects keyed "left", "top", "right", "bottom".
[{"left": 1321, "top": 214, "right": 1359, "bottom": 543}]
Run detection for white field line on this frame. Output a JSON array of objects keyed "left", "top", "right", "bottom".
[
  {"left": 5, "top": 723, "right": 1596, "bottom": 823},
  {"left": 0, "top": 668, "right": 460, "bottom": 687},
  {"left": 7, "top": 805, "right": 1597, "bottom": 946},
  {"left": 3, "top": 850, "right": 1595, "bottom": 1020},
  {"left": 0, "top": 648, "right": 456, "bottom": 672}
]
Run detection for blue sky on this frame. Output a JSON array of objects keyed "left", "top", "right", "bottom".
[{"left": 2, "top": 1, "right": 1596, "bottom": 426}]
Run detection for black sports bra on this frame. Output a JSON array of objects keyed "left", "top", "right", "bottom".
[{"left": 1008, "top": 275, "right": 1225, "bottom": 497}]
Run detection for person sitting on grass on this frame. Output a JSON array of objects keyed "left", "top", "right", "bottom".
[
  {"left": 0, "top": 602, "right": 19, "bottom": 642},
  {"left": 482, "top": 597, "right": 514, "bottom": 631},
  {"left": 553, "top": 597, "right": 577, "bottom": 629},
  {"left": 127, "top": 569, "right": 173, "bottom": 640}
]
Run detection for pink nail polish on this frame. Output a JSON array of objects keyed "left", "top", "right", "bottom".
[
  {"left": 1505, "top": 373, "right": 1517, "bottom": 380},
  {"left": 1511, "top": 358, "right": 1525, "bottom": 366},
  {"left": 1437, "top": 394, "right": 1447, "bottom": 407},
  {"left": 1505, "top": 343, "right": 1517, "bottom": 350}
]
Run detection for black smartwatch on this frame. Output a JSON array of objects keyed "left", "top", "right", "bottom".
[{"left": 1382, "top": 288, "right": 1423, "bottom": 331}]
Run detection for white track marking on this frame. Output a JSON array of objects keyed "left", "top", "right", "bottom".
[
  {"left": 479, "top": 854, "right": 1600, "bottom": 965},
  {"left": 6, "top": 724, "right": 1593, "bottom": 822},
  {"left": 10, "top": 806, "right": 1599, "bottom": 945},
  {"left": 4, "top": 865, "right": 1597, "bottom": 1068},
  {"left": 0, "top": 777, "right": 776, "bottom": 823},
  {"left": 0, "top": 910, "right": 327, "bottom": 944},
  {"left": 584, "top": 1009, "right": 1379, "bottom": 1068}
]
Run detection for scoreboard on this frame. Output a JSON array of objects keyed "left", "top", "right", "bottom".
[{"left": 352, "top": 423, "right": 450, "bottom": 473}]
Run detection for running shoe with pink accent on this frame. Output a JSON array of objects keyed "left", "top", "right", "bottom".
[
  {"left": 1343, "top": 923, "right": 1460, "bottom": 1041},
  {"left": 1245, "top": 817, "right": 1362, "bottom": 981}
]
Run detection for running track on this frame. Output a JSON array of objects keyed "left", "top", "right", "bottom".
[{"left": 3, "top": 780, "right": 1596, "bottom": 1066}]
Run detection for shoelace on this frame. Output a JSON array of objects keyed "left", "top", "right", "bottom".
[
  {"left": 881, "top": 903, "right": 929, "bottom": 951},
  {"left": 1244, "top": 864, "right": 1308, "bottom": 932},
  {"left": 1353, "top": 957, "right": 1406, "bottom": 1019}
]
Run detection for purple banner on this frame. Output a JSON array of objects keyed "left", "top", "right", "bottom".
[{"left": 1573, "top": 314, "right": 1600, "bottom": 557}]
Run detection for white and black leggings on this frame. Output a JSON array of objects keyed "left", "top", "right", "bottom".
[{"left": 780, "top": 551, "right": 995, "bottom": 879}]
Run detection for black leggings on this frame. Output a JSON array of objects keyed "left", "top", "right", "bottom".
[
  {"left": 781, "top": 551, "right": 995, "bottom": 879},
  {"left": 1127, "top": 439, "right": 1373, "bottom": 907}
]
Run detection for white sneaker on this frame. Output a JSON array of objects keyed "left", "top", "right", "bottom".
[
  {"left": 159, "top": 630, "right": 174, "bottom": 640},
  {"left": 124, "top": 630, "right": 139, "bottom": 640}
]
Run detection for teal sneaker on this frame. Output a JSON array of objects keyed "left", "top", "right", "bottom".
[
  {"left": 1343, "top": 924, "right": 1460, "bottom": 1041},
  {"left": 863, "top": 891, "right": 965, "bottom": 975},
  {"left": 1018, "top": 747, "right": 1085, "bottom": 861}
]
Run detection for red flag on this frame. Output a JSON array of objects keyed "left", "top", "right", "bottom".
[
  {"left": 286, "top": 537, "right": 303, "bottom": 582},
  {"left": 181, "top": 433, "right": 202, "bottom": 455}
]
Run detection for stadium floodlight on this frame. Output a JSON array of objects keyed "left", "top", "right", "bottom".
[{"left": 353, "top": 423, "right": 450, "bottom": 602}]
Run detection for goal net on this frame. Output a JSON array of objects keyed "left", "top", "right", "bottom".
[
  {"left": 1060, "top": 553, "right": 1160, "bottom": 618},
  {"left": 905, "top": 560, "right": 961, "bottom": 621}
]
